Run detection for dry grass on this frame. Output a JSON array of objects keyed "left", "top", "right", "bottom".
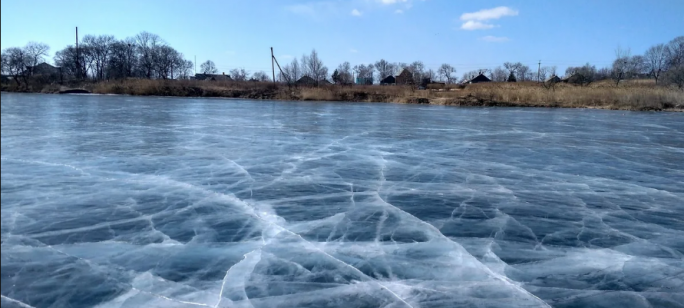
[{"left": 4, "top": 78, "right": 682, "bottom": 111}]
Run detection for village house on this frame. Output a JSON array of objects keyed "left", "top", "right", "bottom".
[
  {"left": 545, "top": 75, "right": 561, "bottom": 83},
  {"left": 395, "top": 68, "right": 414, "bottom": 85},
  {"left": 296, "top": 76, "right": 316, "bottom": 86},
  {"left": 468, "top": 73, "right": 491, "bottom": 84},
  {"left": 27, "top": 62, "right": 60, "bottom": 76},
  {"left": 380, "top": 75, "right": 396, "bottom": 85},
  {"left": 195, "top": 73, "right": 232, "bottom": 81}
]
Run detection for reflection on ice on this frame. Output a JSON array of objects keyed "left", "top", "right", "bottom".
[{"left": 1, "top": 93, "right": 683, "bottom": 307}]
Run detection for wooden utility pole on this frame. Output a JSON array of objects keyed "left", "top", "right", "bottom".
[
  {"left": 271, "top": 47, "right": 276, "bottom": 83},
  {"left": 538, "top": 60, "right": 541, "bottom": 83}
]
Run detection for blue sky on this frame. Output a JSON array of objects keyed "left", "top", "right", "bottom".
[{"left": 2, "top": 0, "right": 683, "bottom": 76}]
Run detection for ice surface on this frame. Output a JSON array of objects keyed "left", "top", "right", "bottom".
[{"left": 1, "top": 93, "right": 683, "bottom": 308}]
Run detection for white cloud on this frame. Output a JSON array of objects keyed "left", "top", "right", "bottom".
[
  {"left": 480, "top": 36, "right": 510, "bottom": 42},
  {"left": 461, "top": 20, "right": 496, "bottom": 30},
  {"left": 394, "top": 9, "right": 404, "bottom": 14},
  {"left": 460, "top": 6, "right": 518, "bottom": 21},
  {"left": 351, "top": 9, "right": 362, "bottom": 16},
  {"left": 459, "top": 6, "right": 517, "bottom": 31},
  {"left": 350, "top": 49, "right": 358, "bottom": 53},
  {"left": 379, "top": 0, "right": 408, "bottom": 4}
]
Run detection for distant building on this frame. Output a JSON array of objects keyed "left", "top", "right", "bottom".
[
  {"left": 380, "top": 75, "right": 396, "bottom": 85},
  {"left": 395, "top": 69, "right": 414, "bottom": 85},
  {"left": 27, "top": 63, "right": 60, "bottom": 76},
  {"left": 468, "top": 73, "right": 491, "bottom": 84},
  {"left": 319, "top": 79, "right": 332, "bottom": 85},
  {"left": 195, "top": 73, "right": 232, "bottom": 81},
  {"left": 296, "top": 76, "right": 316, "bottom": 86},
  {"left": 545, "top": 75, "right": 561, "bottom": 83}
]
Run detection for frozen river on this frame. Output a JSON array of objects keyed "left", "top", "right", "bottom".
[{"left": 1, "top": 93, "right": 683, "bottom": 308}]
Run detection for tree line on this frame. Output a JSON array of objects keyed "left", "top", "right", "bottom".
[{"left": 2, "top": 32, "right": 682, "bottom": 89}]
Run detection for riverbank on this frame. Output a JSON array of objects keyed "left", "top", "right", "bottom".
[{"left": 3, "top": 79, "right": 683, "bottom": 111}]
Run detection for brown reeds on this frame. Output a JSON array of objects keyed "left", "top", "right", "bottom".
[{"left": 5, "top": 78, "right": 682, "bottom": 111}]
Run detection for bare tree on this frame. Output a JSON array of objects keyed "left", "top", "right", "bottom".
[
  {"left": 200, "top": 60, "right": 218, "bottom": 74},
  {"left": 409, "top": 61, "right": 425, "bottom": 83},
  {"left": 251, "top": 71, "right": 270, "bottom": 82},
  {"left": 1, "top": 51, "right": 8, "bottom": 75},
  {"left": 517, "top": 65, "right": 531, "bottom": 81},
  {"left": 374, "top": 59, "right": 394, "bottom": 80},
  {"left": 301, "top": 49, "right": 328, "bottom": 85},
  {"left": 644, "top": 44, "right": 668, "bottom": 84},
  {"left": 135, "top": 32, "right": 163, "bottom": 79},
  {"left": 492, "top": 66, "right": 507, "bottom": 82},
  {"left": 353, "top": 64, "right": 374, "bottom": 84},
  {"left": 503, "top": 62, "right": 522, "bottom": 76},
  {"left": 336, "top": 61, "right": 353, "bottom": 84},
  {"left": 666, "top": 36, "right": 684, "bottom": 68},
  {"left": 438, "top": 63, "right": 456, "bottom": 83},
  {"left": 612, "top": 45, "right": 631, "bottom": 86},
  {"left": 230, "top": 68, "right": 248, "bottom": 81},
  {"left": 282, "top": 58, "right": 301, "bottom": 83},
  {"left": 82, "top": 35, "right": 116, "bottom": 80},
  {"left": 663, "top": 64, "right": 684, "bottom": 89},
  {"left": 424, "top": 69, "right": 436, "bottom": 81},
  {"left": 24, "top": 42, "right": 50, "bottom": 74},
  {"left": 3, "top": 47, "right": 29, "bottom": 85}
]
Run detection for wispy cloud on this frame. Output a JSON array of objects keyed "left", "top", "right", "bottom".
[
  {"left": 351, "top": 9, "right": 362, "bottom": 16},
  {"left": 461, "top": 21, "right": 496, "bottom": 30},
  {"left": 350, "top": 48, "right": 358, "bottom": 53},
  {"left": 459, "top": 6, "right": 518, "bottom": 31},
  {"left": 379, "top": 0, "right": 408, "bottom": 4},
  {"left": 480, "top": 35, "right": 510, "bottom": 42},
  {"left": 460, "top": 6, "right": 518, "bottom": 21},
  {"left": 394, "top": 9, "right": 404, "bottom": 14}
]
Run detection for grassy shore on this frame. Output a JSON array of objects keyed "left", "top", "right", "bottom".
[{"left": 3, "top": 78, "right": 683, "bottom": 111}]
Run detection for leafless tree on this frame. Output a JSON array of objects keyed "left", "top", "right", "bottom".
[
  {"left": 136, "top": 32, "right": 163, "bottom": 79},
  {"left": 82, "top": 35, "right": 116, "bottom": 80},
  {"left": 374, "top": 59, "right": 394, "bottom": 80},
  {"left": 24, "top": 42, "right": 50, "bottom": 75},
  {"left": 200, "top": 60, "right": 218, "bottom": 74},
  {"left": 538, "top": 66, "right": 550, "bottom": 81},
  {"left": 666, "top": 36, "right": 684, "bottom": 68},
  {"left": 301, "top": 49, "right": 328, "bottom": 85},
  {"left": 230, "top": 68, "right": 248, "bottom": 81},
  {"left": 612, "top": 45, "right": 631, "bottom": 86},
  {"left": 492, "top": 66, "right": 507, "bottom": 82},
  {"left": 663, "top": 64, "right": 684, "bottom": 89},
  {"left": 424, "top": 69, "right": 436, "bottom": 81},
  {"left": 3, "top": 47, "right": 29, "bottom": 85},
  {"left": 1, "top": 51, "right": 8, "bottom": 75},
  {"left": 353, "top": 64, "right": 374, "bottom": 84},
  {"left": 438, "top": 63, "right": 456, "bottom": 83},
  {"left": 644, "top": 44, "right": 668, "bottom": 84},
  {"left": 336, "top": 61, "right": 353, "bottom": 84},
  {"left": 282, "top": 58, "right": 301, "bottom": 83},
  {"left": 503, "top": 62, "right": 522, "bottom": 75},
  {"left": 409, "top": 61, "right": 425, "bottom": 83},
  {"left": 176, "top": 59, "right": 194, "bottom": 79},
  {"left": 251, "top": 71, "right": 270, "bottom": 82}
]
